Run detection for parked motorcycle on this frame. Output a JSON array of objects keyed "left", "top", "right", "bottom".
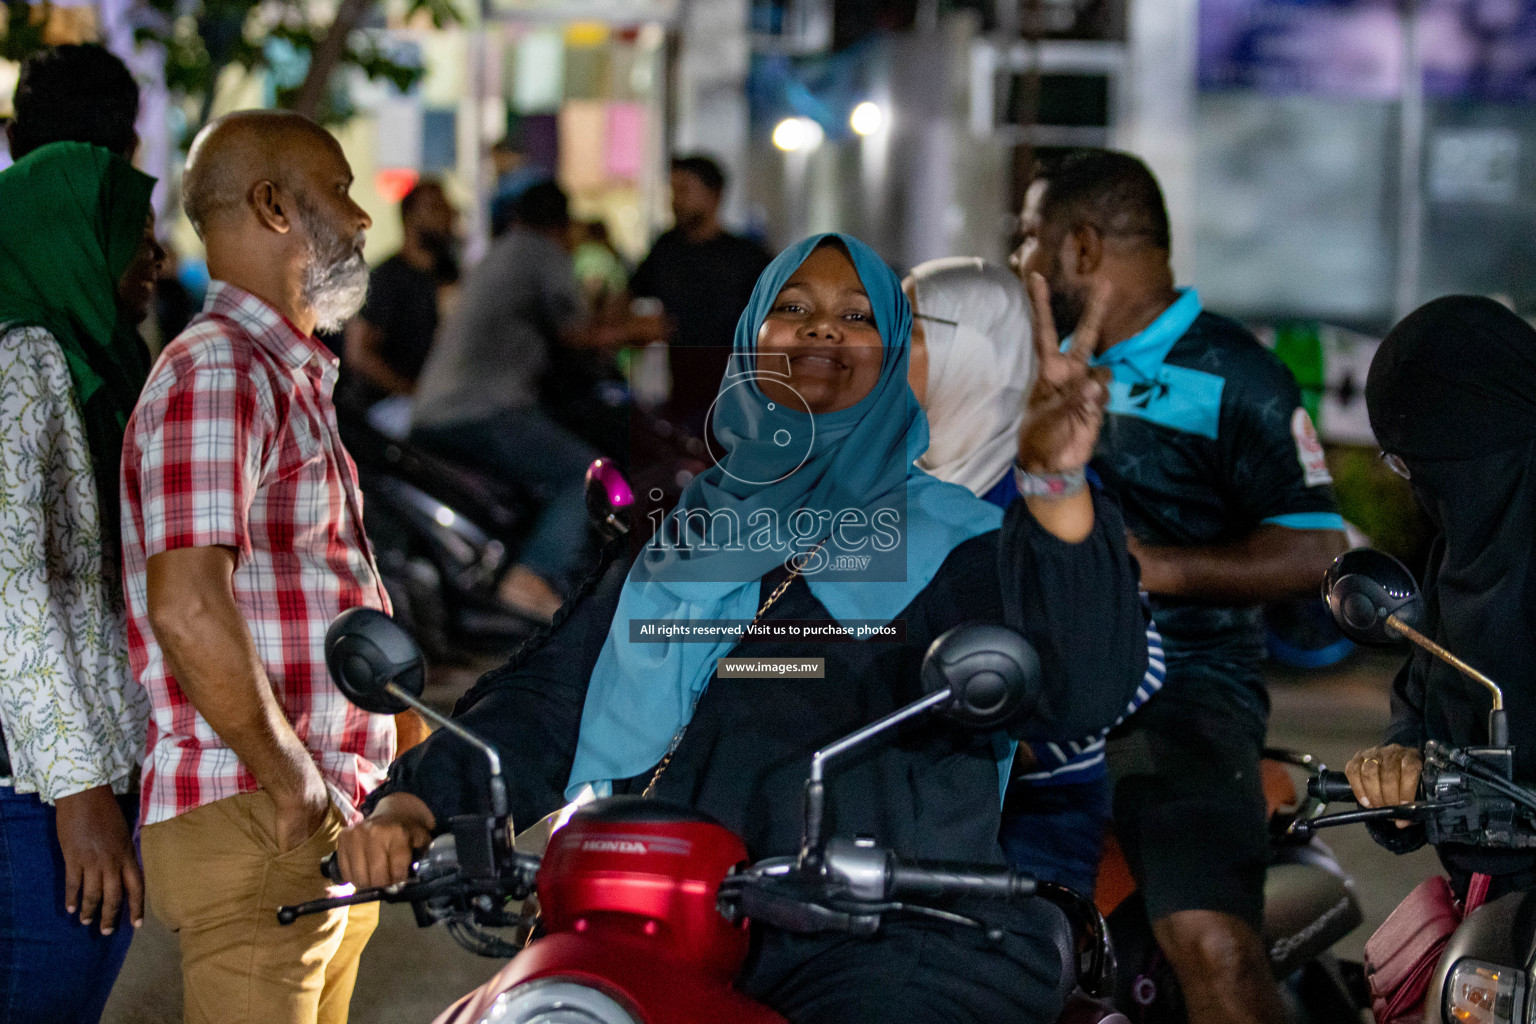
[
  {"left": 1285, "top": 547, "right": 1536, "bottom": 1024},
  {"left": 278, "top": 512, "right": 1127, "bottom": 1024},
  {"left": 336, "top": 410, "right": 541, "bottom": 658},
  {"left": 337, "top": 406, "right": 700, "bottom": 661}
]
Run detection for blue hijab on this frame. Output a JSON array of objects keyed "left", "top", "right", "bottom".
[{"left": 567, "top": 233, "right": 1004, "bottom": 797}]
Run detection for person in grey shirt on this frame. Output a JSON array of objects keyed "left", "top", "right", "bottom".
[{"left": 411, "top": 183, "right": 602, "bottom": 620}]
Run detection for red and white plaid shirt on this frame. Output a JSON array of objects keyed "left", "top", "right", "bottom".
[{"left": 121, "top": 282, "right": 394, "bottom": 826}]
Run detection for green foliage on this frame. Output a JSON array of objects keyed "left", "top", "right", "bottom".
[
  {"left": 1, "top": 0, "right": 464, "bottom": 142},
  {"left": 1327, "top": 445, "right": 1434, "bottom": 572}
]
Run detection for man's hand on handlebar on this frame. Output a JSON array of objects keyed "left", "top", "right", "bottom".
[
  {"left": 1345, "top": 744, "right": 1423, "bottom": 828},
  {"left": 337, "top": 792, "right": 436, "bottom": 888}
]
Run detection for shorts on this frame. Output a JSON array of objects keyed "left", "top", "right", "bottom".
[{"left": 1107, "top": 678, "right": 1269, "bottom": 929}]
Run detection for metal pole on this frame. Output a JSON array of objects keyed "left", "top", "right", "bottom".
[
  {"left": 1394, "top": 0, "right": 1425, "bottom": 320},
  {"left": 1386, "top": 613, "right": 1502, "bottom": 711}
]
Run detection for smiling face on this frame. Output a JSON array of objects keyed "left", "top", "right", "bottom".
[{"left": 755, "top": 242, "right": 885, "bottom": 415}]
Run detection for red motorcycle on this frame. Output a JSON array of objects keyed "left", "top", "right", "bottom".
[{"left": 281, "top": 608, "right": 1125, "bottom": 1024}]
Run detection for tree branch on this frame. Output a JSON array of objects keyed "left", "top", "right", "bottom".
[{"left": 288, "top": 0, "right": 373, "bottom": 119}]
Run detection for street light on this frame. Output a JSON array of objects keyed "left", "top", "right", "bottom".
[
  {"left": 849, "top": 102, "right": 885, "bottom": 136},
  {"left": 773, "top": 117, "right": 824, "bottom": 152}
]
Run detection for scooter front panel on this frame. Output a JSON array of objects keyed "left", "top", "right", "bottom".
[{"left": 537, "top": 798, "right": 752, "bottom": 980}]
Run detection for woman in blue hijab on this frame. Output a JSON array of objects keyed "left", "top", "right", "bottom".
[{"left": 344, "top": 234, "right": 1148, "bottom": 1023}]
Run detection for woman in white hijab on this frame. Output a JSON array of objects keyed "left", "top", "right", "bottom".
[
  {"left": 906, "top": 257, "right": 1036, "bottom": 505},
  {"left": 904, "top": 257, "right": 1163, "bottom": 899}
]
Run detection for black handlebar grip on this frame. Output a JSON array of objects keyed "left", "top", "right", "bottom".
[
  {"left": 1308, "top": 769, "right": 1357, "bottom": 804},
  {"left": 321, "top": 851, "right": 344, "bottom": 884},
  {"left": 889, "top": 864, "right": 1037, "bottom": 901}
]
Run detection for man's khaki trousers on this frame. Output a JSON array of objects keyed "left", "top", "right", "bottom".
[{"left": 141, "top": 790, "right": 378, "bottom": 1024}]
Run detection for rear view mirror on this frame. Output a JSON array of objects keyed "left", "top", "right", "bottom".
[
  {"left": 920, "top": 623, "right": 1040, "bottom": 730},
  {"left": 325, "top": 607, "right": 426, "bottom": 715},
  {"left": 585, "top": 459, "right": 635, "bottom": 542},
  {"left": 1322, "top": 548, "right": 1424, "bottom": 646},
  {"left": 325, "top": 607, "right": 512, "bottom": 818},
  {"left": 1323, "top": 547, "right": 1508, "bottom": 746}
]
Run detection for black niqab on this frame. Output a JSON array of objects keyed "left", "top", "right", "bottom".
[{"left": 1367, "top": 296, "right": 1536, "bottom": 812}]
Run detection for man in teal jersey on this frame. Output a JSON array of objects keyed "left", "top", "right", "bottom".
[{"left": 1014, "top": 149, "right": 1347, "bottom": 1024}]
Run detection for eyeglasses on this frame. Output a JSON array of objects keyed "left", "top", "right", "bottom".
[
  {"left": 914, "top": 313, "right": 959, "bottom": 327},
  {"left": 1379, "top": 452, "right": 1411, "bottom": 481}
]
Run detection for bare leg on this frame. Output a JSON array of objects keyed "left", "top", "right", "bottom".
[{"left": 1152, "top": 909, "right": 1283, "bottom": 1024}]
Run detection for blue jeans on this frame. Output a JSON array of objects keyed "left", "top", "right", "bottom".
[
  {"left": 414, "top": 407, "right": 598, "bottom": 590},
  {"left": 0, "top": 786, "right": 135, "bottom": 1023},
  {"left": 999, "top": 775, "right": 1113, "bottom": 898}
]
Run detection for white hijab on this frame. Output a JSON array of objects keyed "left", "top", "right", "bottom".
[{"left": 909, "top": 257, "right": 1036, "bottom": 496}]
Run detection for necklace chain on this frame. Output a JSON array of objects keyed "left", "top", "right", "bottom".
[{"left": 640, "top": 542, "right": 826, "bottom": 798}]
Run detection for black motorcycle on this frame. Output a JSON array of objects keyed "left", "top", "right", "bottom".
[{"left": 335, "top": 405, "right": 706, "bottom": 661}]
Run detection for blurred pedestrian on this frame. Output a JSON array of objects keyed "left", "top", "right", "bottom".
[
  {"left": 0, "top": 140, "right": 162, "bottom": 1024},
  {"left": 1014, "top": 148, "right": 1346, "bottom": 1024},
  {"left": 6, "top": 43, "right": 139, "bottom": 161},
  {"left": 412, "top": 182, "right": 630, "bottom": 621},
  {"left": 489, "top": 132, "right": 548, "bottom": 239},
  {"left": 630, "top": 154, "right": 772, "bottom": 433},
  {"left": 120, "top": 110, "right": 393, "bottom": 1024},
  {"left": 340, "top": 178, "right": 459, "bottom": 416}
]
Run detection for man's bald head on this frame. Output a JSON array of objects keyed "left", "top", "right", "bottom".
[
  {"left": 181, "top": 109, "right": 372, "bottom": 335},
  {"left": 182, "top": 110, "right": 343, "bottom": 237}
]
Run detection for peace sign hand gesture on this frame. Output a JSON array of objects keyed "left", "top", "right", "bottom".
[{"left": 1017, "top": 274, "right": 1113, "bottom": 474}]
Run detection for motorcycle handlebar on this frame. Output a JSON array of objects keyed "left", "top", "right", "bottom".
[
  {"left": 888, "top": 863, "right": 1037, "bottom": 901},
  {"left": 1308, "top": 769, "right": 1358, "bottom": 805}
]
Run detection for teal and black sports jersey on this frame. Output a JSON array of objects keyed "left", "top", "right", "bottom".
[{"left": 1087, "top": 289, "right": 1345, "bottom": 710}]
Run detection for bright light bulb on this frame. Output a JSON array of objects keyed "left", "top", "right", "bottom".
[
  {"left": 772, "top": 117, "right": 823, "bottom": 152},
  {"left": 850, "top": 102, "right": 884, "bottom": 136},
  {"left": 773, "top": 118, "right": 806, "bottom": 151}
]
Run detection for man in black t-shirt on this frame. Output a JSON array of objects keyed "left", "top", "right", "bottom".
[
  {"left": 630, "top": 155, "right": 772, "bottom": 432},
  {"left": 1014, "top": 150, "right": 1348, "bottom": 1024},
  {"left": 340, "top": 179, "right": 458, "bottom": 412}
]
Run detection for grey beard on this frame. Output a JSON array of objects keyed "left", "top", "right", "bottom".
[{"left": 301, "top": 243, "right": 369, "bottom": 334}]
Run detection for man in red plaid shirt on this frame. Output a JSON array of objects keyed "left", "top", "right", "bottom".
[{"left": 120, "top": 110, "right": 392, "bottom": 1024}]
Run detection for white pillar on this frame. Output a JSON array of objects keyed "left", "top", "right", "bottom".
[
  {"left": 673, "top": 0, "right": 752, "bottom": 230},
  {"left": 1117, "top": 0, "right": 1199, "bottom": 282}
]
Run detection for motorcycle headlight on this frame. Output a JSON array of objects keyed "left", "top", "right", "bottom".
[
  {"left": 1445, "top": 960, "right": 1526, "bottom": 1024},
  {"left": 480, "top": 979, "right": 642, "bottom": 1024}
]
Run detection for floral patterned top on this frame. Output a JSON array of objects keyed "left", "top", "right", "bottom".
[{"left": 0, "top": 325, "right": 146, "bottom": 802}]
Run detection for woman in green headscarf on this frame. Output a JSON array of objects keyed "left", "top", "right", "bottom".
[{"left": 0, "top": 139, "right": 163, "bottom": 1024}]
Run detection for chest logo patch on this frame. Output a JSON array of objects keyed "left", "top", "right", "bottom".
[
  {"left": 1104, "top": 364, "right": 1224, "bottom": 439},
  {"left": 1291, "top": 407, "right": 1332, "bottom": 487}
]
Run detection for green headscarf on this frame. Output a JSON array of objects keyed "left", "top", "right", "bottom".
[{"left": 0, "top": 141, "right": 157, "bottom": 558}]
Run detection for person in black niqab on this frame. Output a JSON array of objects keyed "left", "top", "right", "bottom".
[{"left": 1347, "top": 294, "right": 1536, "bottom": 888}]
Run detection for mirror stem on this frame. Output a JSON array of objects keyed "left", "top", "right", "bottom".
[
  {"left": 1386, "top": 613, "right": 1508, "bottom": 745},
  {"left": 798, "top": 688, "right": 953, "bottom": 869},
  {"left": 384, "top": 682, "right": 511, "bottom": 822}
]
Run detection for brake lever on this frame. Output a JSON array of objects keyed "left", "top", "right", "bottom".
[
  {"left": 1286, "top": 801, "right": 1445, "bottom": 839},
  {"left": 278, "top": 886, "right": 396, "bottom": 925},
  {"left": 276, "top": 870, "right": 468, "bottom": 925}
]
